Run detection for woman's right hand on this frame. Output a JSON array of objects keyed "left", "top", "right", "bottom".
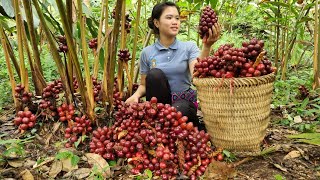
[{"left": 125, "top": 94, "right": 140, "bottom": 104}]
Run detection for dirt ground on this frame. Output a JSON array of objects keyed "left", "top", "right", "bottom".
[{"left": 0, "top": 108, "right": 319, "bottom": 180}]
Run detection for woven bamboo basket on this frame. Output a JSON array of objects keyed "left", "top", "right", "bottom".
[{"left": 193, "top": 73, "right": 275, "bottom": 153}]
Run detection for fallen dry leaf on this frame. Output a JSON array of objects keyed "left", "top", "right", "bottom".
[
  {"left": 203, "top": 161, "right": 237, "bottom": 179},
  {"left": 49, "top": 160, "right": 62, "bottom": 178},
  {"left": 61, "top": 157, "right": 78, "bottom": 172},
  {"left": 24, "top": 160, "right": 36, "bottom": 168},
  {"left": 294, "top": 116, "right": 303, "bottom": 123},
  {"left": 32, "top": 157, "right": 55, "bottom": 169},
  {"left": 85, "top": 153, "right": 110, "bottom": 176},
  {"left": 20, "top": 169, "right": 34, "bottom": 180},
  {"left": 45, "top": 122, "right": 61, "bottom": 146},
  {"left": 283, "top": 150, "right": 301, "bottom": 160},
  {"left": 8, "top": 159, "right": 24, "bottom": 167},
  {"left": 273, "top": 163, "right": 288, "bottom": 172},
  {"left": 73, "top": 168, "right": 91, "bottom": 179},
  {"left": 62, "top": 168, "right": 91, "bottom": 179}
]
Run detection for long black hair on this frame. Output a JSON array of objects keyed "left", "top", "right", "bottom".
[{"left": 147, "top": 2, "right": 180, "bottom": 34}]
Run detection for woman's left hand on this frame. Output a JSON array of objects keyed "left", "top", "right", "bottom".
[{"left": 202, "top": 23, "right": 221, "bottom": 47}]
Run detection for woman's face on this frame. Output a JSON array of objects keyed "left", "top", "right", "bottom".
[{"left": 154, "top": 6, "right": 180, "bottom": 38}]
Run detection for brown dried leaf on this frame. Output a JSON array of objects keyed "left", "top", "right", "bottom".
[
  {"left": 61, "top": 158, "right": 78, "bottom": 172},
  {"left": 273, "top": 163, "right": 288, "bottom": 172},
  {"left": 73, "top": 168, "right": 91, "bottom": 179},
  {"left": 49, "top": 160, "right": 62, "bottom": 178},
  {"left": 118, "top": 130, "right": 128, "bottom": 140},
  {"left": 8, "top": 159, "right": 24, "bottom": 167},
  {"left": 148, "top": 149, "right": 156, "bottom": 156},
  {"left": 176, "top": 140, "right": 185, "bottom": 170},
  {"left": 203, "top": 161, "right": 237, "bottom": 180},
  {"left": 45, "top": 122, "right": 61, "bottom": 146},
  {"left": 283, "top": 150, "right": 301, "bottom": 160},
  {"left": 187, "top": 155, "right": 201, "bottom": 176},
  {"left": 253, "top": 51, "right": 266, "bottom": 67},
  {"left": 85, "top": 153, "right": 110, "bottom": 176},
  {"left": 20, "top": 169, "right": 34, "bottom": 180},
  {"left": 32, "top": 157, "right": 55, "bottom": 169},
  {"left": 23, "top": 160, "right": 36, "bottom": 168}
]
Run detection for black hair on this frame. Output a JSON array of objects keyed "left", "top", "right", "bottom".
[{"left": 147, "top": 2, "right": 180, "bottom": 35}]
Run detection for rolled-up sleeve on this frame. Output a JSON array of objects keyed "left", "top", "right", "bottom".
[
  {"left": 188, "top": 42, "right": 200, "bottom": 63},
  {"left": 140, "top": 49, "right": 149, "bottom": 74}
]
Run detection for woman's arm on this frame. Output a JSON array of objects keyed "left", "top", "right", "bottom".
[{"left": 125, "top": 75, "right": 146, "bottom": 104}]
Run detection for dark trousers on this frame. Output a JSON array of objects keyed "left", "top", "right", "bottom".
[{"left": 146, "top": 68, "right": 203, "bottom": 130}]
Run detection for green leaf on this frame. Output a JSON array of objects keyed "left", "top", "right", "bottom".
[
  {"left": 298, "top": 139, "right": 320, "bottom": 146},
  {"left": 298, "top": 17, "right": 314, "bottom": 23},
  {"left": 4, "top": 146, "right": 25, "bottom": 156},
  {"left": 209, "top": 0, "right": 218, "bottom": 8},
  {"left": 0, "top": 0, "right": 14, "bottom": 18},
  {"left": 274, "top": 174, "right": 285, "bottom": 180},
  {"left": 71, "top": 155, "right": 80, "bottom": 166},
  {"left": 287, "top": 133, "right": 320, "bottom": 139},
  {"left": 74, "top": 138, "right": 81, "bottom": 149},
  {"left": 222, "top": 150, "right": 231, "bottom": 157},
  {"left": 108, "top": 160, "right": 116, "bottom": 167},
  {"left": 300, "top": 98, "right": 309, "bottom": 109},
  {"left": 144, "top": 169, "right": 153, "bottom": 180},
  {"left": 55, "top": 151, "right": 72, "bottom": 160}
]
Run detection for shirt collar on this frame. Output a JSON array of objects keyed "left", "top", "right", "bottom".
[{"left": 155, "top": 38, "right": 178, "bottom": 50}]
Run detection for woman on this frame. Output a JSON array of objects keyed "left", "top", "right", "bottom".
[{"left": 125, "top": 1, "right": 220, "bottom": 129}]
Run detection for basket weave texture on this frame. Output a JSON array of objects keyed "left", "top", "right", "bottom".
[{"left": 193, "top": 73, "right": 275, "bottom": 152}]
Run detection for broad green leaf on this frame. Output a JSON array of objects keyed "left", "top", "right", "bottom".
[
  {"left": 298, "top": 139, "right": 320, "bottom": 146},
  {"left": 108, "top": 160, "right": 116, "bottom": 167},
  {"left": 71, "top": 155, "right": 80, "bottom": 166},
  {"left": 265, "top": 2, "right": 290, "bottom": 9},
  {"left": 287, "top": 133, "right": 320, "bottom": 139},
  {"left": 222, "top": 150, "right": 231, "bottom": 157},
  {"left": 144, "top": 169, "right": 153, "bottom": 179},
  {"left": 298, "top": 17, "right": 314, "bottom": 23},
  {"left": 300, "top": 98, "right": 309, "bottom": 109},
  {"left": 209, "top": 0, "right": 218, "bottom": 9},
  {"left": 55, "top": 151, "right": 72, "bottom": 160},
  {"left": 0, "top": 0, "right": 14, "bottom": 18},
  {"left": 74, "top": 137, "right": 81, "bottom": 149},
  {"left": 274, "top": 174, "right": 285, "bottom": 180},
  {"left": 4, "top": 146, "right": 25, "bottom": 156}
]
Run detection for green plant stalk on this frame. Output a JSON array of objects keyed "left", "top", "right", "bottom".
[
  {"left": 77, "top": 0, "right": 95, "bottom": 119},
  {"left": 117, "top": 1, "right": 127, "bottom": 96},
  {"left": 93, "top": 0, "right": 105, "bottom": 78},
  {"left": 22, "top": 0, "right": 43, "bottom": 75},
  {"left": 275, "top": 1, "right": 280, "bottom": 72},
  {"left": 66, "top": 0, "right": 73, "bottom": 29},
  {"left": 3, "top": 28, "right": 21, "bottom": 80},
  {"left": 56, "top": 0, "right": 90, "bottom": 113},
  {"left": 281, "top": 4, "right": 312, "bottom": 80},
  {"left": 187, "top": 13, "right": 191, "bottom": 41},
  {"left": 314, "top": 0, "right": 320, "bottom": 90},
  {"left": 134, "top": 30, "right": 152, "bottom": 83},
  {"left": 21, "top": 21, "right": 47, "bottom": 98},
  {"left": 66, "top": 0, "right": 74, "bottom": 91},
  {"left": 129, "top": 0, "right": 142, "bottom": 96},
  {"left": 101, "top": 0, "right": 110, "bottom": 104},
  {"left": 0, "top": 25, "right": 19, "bottom": 109},
  {"left": 32, "top": 0, "right": 72, "bottom": 104},
  {"left": 107, "top": 0, "right": 123, "bottom": 114},
  {"left": 13, "top": 0, "right": 28, "bottom": 90},
  {"left": 22, "top": 0, "right": 47, "bottom": 95}
]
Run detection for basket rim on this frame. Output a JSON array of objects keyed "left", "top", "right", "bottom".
[{"left": 193, "top": 72, "right": 275, "bottom": 87}]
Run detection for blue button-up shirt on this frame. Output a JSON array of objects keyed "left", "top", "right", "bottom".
[{"left": 140, "top": 39, "right": 200, "bottom": 93}]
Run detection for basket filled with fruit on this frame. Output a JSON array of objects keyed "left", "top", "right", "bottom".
[
  {"left": 193, "top": 41, "right": 275, "bottom": 153},
  {"left": 193, "top": 6, "right": 275, "bottom": 153}
]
